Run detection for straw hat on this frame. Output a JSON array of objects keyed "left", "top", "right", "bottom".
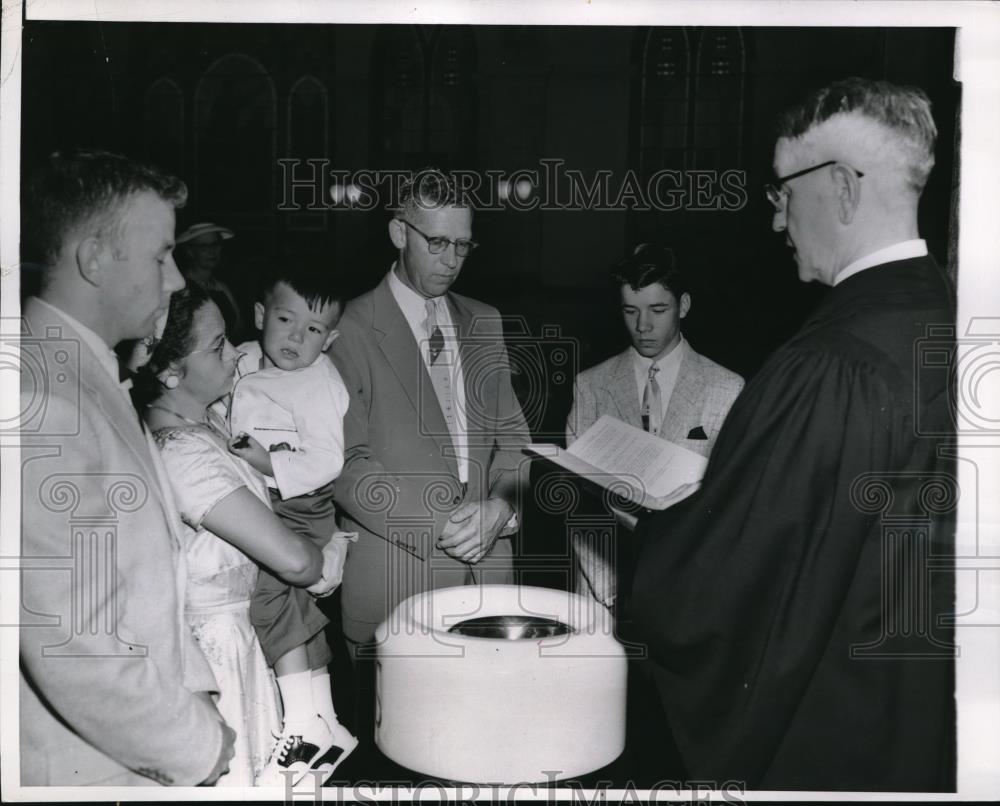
[{"left": 176, "top": 222, "right": 235, "bottom": 245}]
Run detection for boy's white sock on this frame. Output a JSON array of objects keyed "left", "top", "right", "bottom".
[
  {"left": 277, "top": 669, "right": 316, "bottom": 727},
  {"left": 311, "top": 670, "right": 339, "bottom": 729}
]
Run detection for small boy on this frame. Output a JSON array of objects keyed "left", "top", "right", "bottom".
[{"left": 226, "top": 266, "right": 358, "bottom": 786}]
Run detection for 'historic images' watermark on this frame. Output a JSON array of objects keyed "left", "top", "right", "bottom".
[
  {"left": 277, "top": 160, "right": 749, "bottom": 213},
  {"left": 279, "top": 771, "right": 748, "bottom": 805}
]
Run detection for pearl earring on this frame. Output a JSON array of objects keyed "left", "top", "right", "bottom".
[{"left": 164, "top": 375, "right": 179, "bottom": 389}]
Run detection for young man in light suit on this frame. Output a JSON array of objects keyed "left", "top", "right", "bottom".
[
  {"left": 19, "top": 149, "right": 235, "bottom": 786},
  {"left": 566, "top": 244, "right": 744, "bottom": 609}
]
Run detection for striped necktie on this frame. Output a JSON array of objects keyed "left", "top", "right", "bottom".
[
  {"left": 424, "top": 298, "right": 456, "bottom": 441},
  {"left": 641, "top": 362, "right": 661, "bottom": 436}
]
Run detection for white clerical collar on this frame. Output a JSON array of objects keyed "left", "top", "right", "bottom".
[
  {"left": 834, "top": 239, "right": 927, "bottom": 286},
  {"left": 34, "top": 297, "right": 123, "bottom": 386},
  {"left": 631, "top": 334, "right": 687, "bottom": 372}
]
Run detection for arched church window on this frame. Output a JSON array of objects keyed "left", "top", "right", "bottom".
[
  {"left": 143, "top": 77, "right": 184, "bottom": 175},
  {"left": 373, "top": 26, "right": 476, "bottom": 169},
  {"left": 286, "top": 75, "right": 329, "bottom": 230},
  {"left": 195, "top": 53, "right": 277, "bottom": 217},
  {"left": 427, "top": 27, "right": 477, "bottom": 166},
  {"left": 691, "top": 27, "right": 746, "bottom": 171},
  {"left": 630, "top": 27, "right": 747, "bottom": 241},
  {"left": 373, "top": 27, "right": 426, "bottom": 161},
  {"left": 636, "top": 27, "right": 692, "bottom": 178}
]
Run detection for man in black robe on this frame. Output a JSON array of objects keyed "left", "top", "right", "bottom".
[{"left": 630, "top": 77, "right": 956, "bottom": 792}]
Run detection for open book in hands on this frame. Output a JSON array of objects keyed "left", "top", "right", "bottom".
[{"left": 526, "top": 415, "right": 708, "bottom": 512}]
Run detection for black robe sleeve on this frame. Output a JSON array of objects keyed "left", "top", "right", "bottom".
[{"left": 630, "top": 329, "right": 950, "bottom": 790}]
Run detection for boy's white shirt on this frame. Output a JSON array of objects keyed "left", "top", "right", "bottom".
[{"left": 222, "top": 340, "right": 350, "bottom": 500}]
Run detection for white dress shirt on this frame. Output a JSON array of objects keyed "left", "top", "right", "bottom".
[
  {"left": 388, "top": 265, "right": 469, "bottom": 483},
  {"left": 834, "top": 239, "right": 928, "bottom": 286},
  {"left": 631, "top": 336, "right": 687, "bottom": 433},
  {"left": 228, "top": 341, "right": 350, "bottom": 500}
]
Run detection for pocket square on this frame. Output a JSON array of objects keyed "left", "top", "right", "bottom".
[{"left": 687, "top": 426, "right": 708, "bottom": 440}]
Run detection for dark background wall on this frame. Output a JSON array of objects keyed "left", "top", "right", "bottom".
[{"left": 21, "top": 22, "right": 958, "bottom": 442}]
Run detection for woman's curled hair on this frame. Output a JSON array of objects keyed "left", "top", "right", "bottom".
[{"left": 132, "top": 282, "right": 212, "bottom": 409}]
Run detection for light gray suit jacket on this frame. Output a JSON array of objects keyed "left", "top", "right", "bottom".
[
  {"left": 566, "top": 343, "right": 744, "bottom": 456},
  {"left": 19, "top": 298, "right": 223, "bottom": 786},
  {"left": 565, "top": 343, "right": 744, "bottom": 605},
  {"left": 329, "top": 274, "right": 531, "bottom": 645}
]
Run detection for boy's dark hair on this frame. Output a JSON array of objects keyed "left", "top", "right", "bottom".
[
  {"left": 261, "top": 261, "right": 344, "bottom": 313},
  {"left": 611, "top": 243, "right": 689, "bottom": 299}
]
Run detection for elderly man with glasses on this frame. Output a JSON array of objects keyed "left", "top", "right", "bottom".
[
  {"left": 329, "top": 169, "right": 530, "bottom": 653},
  {"left": 630, "top": 78, "right": 955, "bottom": 791}
]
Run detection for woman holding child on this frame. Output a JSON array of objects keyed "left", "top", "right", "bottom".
[{"left": 135, "top": 282, "right": 354, "bottom": 786}]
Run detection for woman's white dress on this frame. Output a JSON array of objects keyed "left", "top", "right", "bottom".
[{"left": 154, "top": 424, "right": 282, "bottom": 786}]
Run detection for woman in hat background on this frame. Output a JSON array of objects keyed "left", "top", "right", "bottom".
[{"left": 175, "top": 222, "right": 247, "bottom": 342}]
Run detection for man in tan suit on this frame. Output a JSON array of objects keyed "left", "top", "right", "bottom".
[
  {"left": 330, "top": 170, "right": 530, "bottom": 650},
  {"left": 566, "top": 244, "right": 743, "bottom": 608},
  {"left": 328, "top": 170, "right": 530, "bottom": 766},
  {"left": 19, "top": 149, "right": 234, "bottom": 786}
]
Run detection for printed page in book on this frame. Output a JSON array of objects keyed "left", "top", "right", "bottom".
[
  {"left": 525, "top": 416, "right": 707, "bottom": 509},
  {"left": 565, "top": 415, "right": 707, "bottom": 499}
]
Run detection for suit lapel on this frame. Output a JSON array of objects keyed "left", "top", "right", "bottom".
[
  {"left": 80, "top": 356, "right": 184, "bottom": 546},
  {"left": 370, "top": 277, "right": 459, "bottom": 479},
  {"left": 660, "top": 346, "right": 704, "bottom": 444},
  {"left": 448, "top": 292, "right": 476, "bottom": 418},
  {"left": 447, "top": 293, "right": 483, "bottom": 477},
  {"left": 371, "top": 277, "right": 424, "bottom": 414},
  {"left": 606, "top": 350, "right": 642, "bottom": 428},
  {"left": 80, "top": 348, "right": 163, "bottom": 487},
  {"left": 24, "top": 298, "right": 181, "bottom": 545}
]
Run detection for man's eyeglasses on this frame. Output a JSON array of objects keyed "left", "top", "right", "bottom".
[
  {"left": 401, "top": 220, "right": 479, "bottom": 258},
  {"left": 764, "top": 160, "right": 865, "bottom": 210}
]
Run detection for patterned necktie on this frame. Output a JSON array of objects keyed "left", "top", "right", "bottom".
[
  {"left": 642, "top": 362, "right": 661, "bottom": 436},
  {"left": 424, "top": 297, "right": 457, "bottom": 445},
  {"left": 425, "top": 299, "right": 445, "bottom": 364}
]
